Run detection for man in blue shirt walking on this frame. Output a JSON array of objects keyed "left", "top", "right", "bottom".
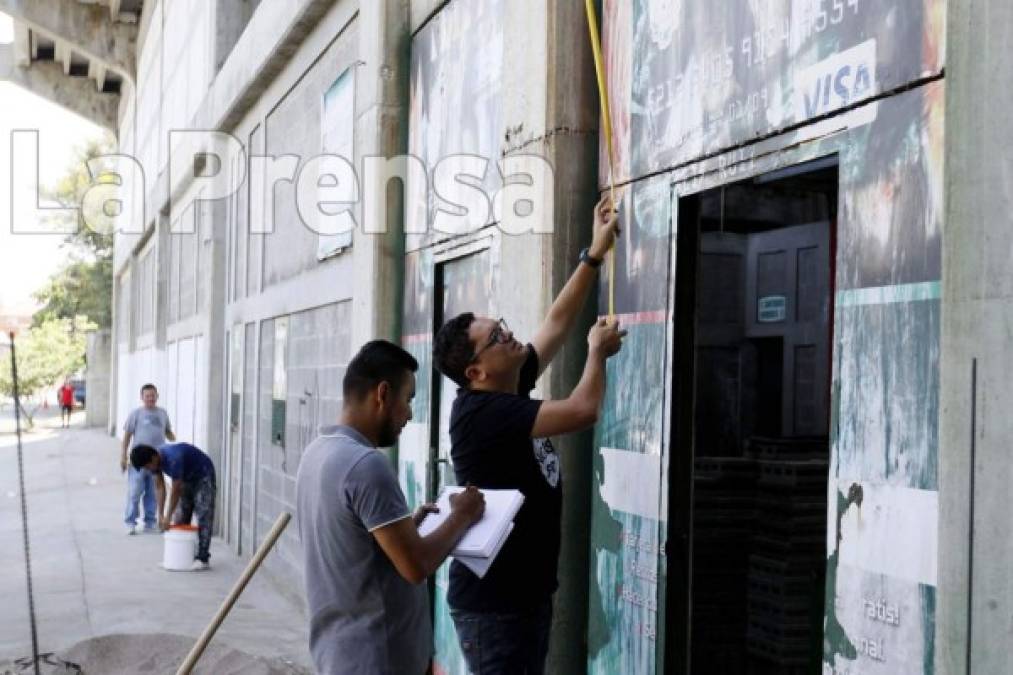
[{"left": 131, "top": 442, "right": 217, "bottom": 571}]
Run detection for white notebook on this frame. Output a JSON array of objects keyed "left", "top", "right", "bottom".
[
  {"left": 417, "top": 487, "right": 525, "bottom": 562},
  {"left": 454, "top": 523, "right": 514, "bottom": 578}
]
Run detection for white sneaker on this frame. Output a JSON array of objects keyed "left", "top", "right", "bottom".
[
  {"left": 126, "top": 526, "right": 137, "bottom": 535},
  {"left": 190, "top": 560, "right": 210, "bottom": 571}
]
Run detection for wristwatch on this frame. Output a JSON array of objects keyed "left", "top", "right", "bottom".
[{"left": 579, "top": 247, "right": 603, "bottom": 268}]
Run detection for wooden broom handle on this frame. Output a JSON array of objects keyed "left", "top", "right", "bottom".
[{"left": 176, "top": 512, "right": 292, "bottom": 675}]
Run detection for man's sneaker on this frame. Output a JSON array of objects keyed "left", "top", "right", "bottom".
[
  {"left": 142, "top": 525, "right": 160, "bottom": 534},
  {"left": 190, "top": 560, "right": 210, "bottom": 572},
  {"left": 126, "top": 526, "right": 138, "bottom": 535}
]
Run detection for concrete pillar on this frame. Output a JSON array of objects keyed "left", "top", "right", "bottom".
[
  {"left": 85, "top": 330, "right": 112, "bottom": 428},
  {"left": 202, "top": 197, "right": 228, "bottom": 531},
  {"left": 351, "top": 0, "right": 410, "bottom": 347},
  {"left": 499, "top": 1, "right": 601, "bottom": 671},
  {"left": 938, "top": 1, "right": 1013, "bottom": 673}
]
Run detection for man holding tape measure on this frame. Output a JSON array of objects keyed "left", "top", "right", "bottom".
[{"left": 433, "top": 195, "right": 624, "bottom": 674}]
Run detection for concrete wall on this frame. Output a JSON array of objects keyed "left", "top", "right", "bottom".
[
  {"left": 210, "top": 0, "right": 409, "bottom": 588},
  {"left": 938, "top": 1, "right": 1013, "bottom": 673},
  {"left": 112, "top": 0, "right": 219, "bottom": 453}
]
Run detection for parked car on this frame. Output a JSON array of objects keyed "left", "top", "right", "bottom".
[{"left": 70, "top": 379, "right": 86, "bottom": 408}]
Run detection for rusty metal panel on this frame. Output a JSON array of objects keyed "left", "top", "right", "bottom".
[{"left": 601, "top": 0, "right": 946, "bottom": 184}]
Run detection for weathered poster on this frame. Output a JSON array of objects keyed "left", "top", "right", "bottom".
[
  {"left": 588, "top": 176, "right": 672, "bottom": 674},
  {"left": 407, "top": 0, "right": 504, "bottom": 252},
  {"left": 601, "top": 0, "right": 945, "bottom": 183}
]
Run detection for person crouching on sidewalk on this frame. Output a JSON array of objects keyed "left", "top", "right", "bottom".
[{"left": 130, "top": 442, "right": 217, "bottom": 571}]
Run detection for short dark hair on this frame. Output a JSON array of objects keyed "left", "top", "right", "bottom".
[
  {"left": 343, "top": 340, "right": 419, "bottom": 401},
  {"left": 140, "top": 383, "right": 157, "bottom": 395},
  {"left": 130, "top": 444, "right": 158, "bottom": 471},
  {"left": 433, "top": 312, "right": 476, "bottom": 387}
]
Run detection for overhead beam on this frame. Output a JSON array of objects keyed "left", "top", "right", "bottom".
[
  {"left": 88, "top": 60, "right": 107, "bottom": 93},
  {"left": 57, "top": 39, "right": 72, "bottom": 75},
  {"left": 0, "top": 44, "right": 118, "bottom": 130},
  {"left": 12, "top": 24, "right": 29, "bottom": 66},
  {"left": 0, "top": 0, "right": 136, "bottom": 83}
]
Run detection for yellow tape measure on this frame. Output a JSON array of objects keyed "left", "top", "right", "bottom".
[{"left": 584, "top": 0, "right": 617, "bottom": 319}]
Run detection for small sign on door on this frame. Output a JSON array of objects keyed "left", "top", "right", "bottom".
[{"left": 757, "top": 295, "right": 787, "bottom": 323}]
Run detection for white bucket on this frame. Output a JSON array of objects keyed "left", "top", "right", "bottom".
[{"left": 163, "top": 529, "right": 197, "bottom": 571}]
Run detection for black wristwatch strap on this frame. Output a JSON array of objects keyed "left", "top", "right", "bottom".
[{"left": 579, "top": 247, "right": 603, "bottom": 268}]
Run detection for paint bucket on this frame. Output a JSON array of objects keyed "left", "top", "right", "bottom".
[{"left": 163, "top": 525, "right": 198, "bottom": 571}]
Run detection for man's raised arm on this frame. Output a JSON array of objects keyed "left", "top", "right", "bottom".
[{"left": 530, "top": 195, "right": 618, "bottom": 375}]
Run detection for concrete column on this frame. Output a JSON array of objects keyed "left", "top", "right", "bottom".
[
  {"left": 938, "top": 1, "right": 1013, "bottom": 673},
  {"left": 351, "top": 0, "right": 410, "bottom": 347},
  {"left": 203, "top": 197, "right": 228, "bottom": 529},
  {"left": 85, "top": 330, "right": 112, "bottom": 428},
  {"left": 500, "top": 1, "right": 601, "bottom": 671}
]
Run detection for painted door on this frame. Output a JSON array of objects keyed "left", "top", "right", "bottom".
[
  {"left": 744, "top": 223, "right": 832, "bottom": 437},
  {"left": 431, "top": 249, "right": 494, "bottom": 675},
  {"left": 695, "top": 232, "right": 748, "bottom": 457}
]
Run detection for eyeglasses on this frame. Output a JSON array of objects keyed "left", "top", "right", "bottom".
[{"left": 469, "top": 318, "right": 510, "bottom": 363}]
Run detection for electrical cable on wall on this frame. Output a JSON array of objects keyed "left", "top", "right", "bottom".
[{"left": 584, "top": 0, "right": 618, "bottom": 319}]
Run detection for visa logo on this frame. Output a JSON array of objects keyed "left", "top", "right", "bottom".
[{"left": 795, "top": 39, "right": 877, "bottom": 122}]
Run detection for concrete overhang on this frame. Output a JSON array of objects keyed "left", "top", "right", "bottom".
[
  {"left": 0, "top": 0, "right": 138, "bottom": 83},
  {"left": 0, "top": 42, "right": 118, "bottom": 129}
]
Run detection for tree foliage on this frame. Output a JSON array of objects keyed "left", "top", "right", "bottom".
[
  {"left": 33, "top": 258, "right": 113, "bottom": 329},
  {"left": 0, "top": 318, "right": 91, "bottom": 424},
  {"left": 33, "top": 135, "right": 117, "bottom": 329}
]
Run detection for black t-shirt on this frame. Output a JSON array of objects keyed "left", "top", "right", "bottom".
[{"left": 447, "top": 345, "right": 563, "bottom": 612}]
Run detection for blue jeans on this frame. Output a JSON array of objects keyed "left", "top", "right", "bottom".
[
  {"left": 124, "top": 465, "right": 157, "bottom": 529},
  {"left": 451, "top": 600, "right": 552, "bottom": 675}
]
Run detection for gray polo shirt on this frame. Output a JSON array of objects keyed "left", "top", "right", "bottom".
[
  {"left": 123, "top": 406, "right": 172, "bottom": 449},
  {"left": 296, "top": 424, "right": 431, "bottom": 675}
]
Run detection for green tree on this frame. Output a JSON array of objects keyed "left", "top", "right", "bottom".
[
  {"left": 33, "top": 257, "right": 113, "bottom": 328},
  {"left": 0, "top": 317, "right": 91, "bottom": 426},
  {"left": 33, "top": 135, "right": 117, "bottom": 329}
]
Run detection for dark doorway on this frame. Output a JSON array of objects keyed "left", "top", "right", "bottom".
[{"left": 667, "top": 158, "right": 839, "bottom": 674}]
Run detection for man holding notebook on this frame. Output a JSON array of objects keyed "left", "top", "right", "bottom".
[
  {"left": 296, "top": 340, "right": 485, "bottom": 675},
  {"left": 433, "top": 196, "right": 625, "bottom": 674}
]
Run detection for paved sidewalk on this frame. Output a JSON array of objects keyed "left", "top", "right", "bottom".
[{"left": 0, "top": 416, "right": 311, "bottom": 671}]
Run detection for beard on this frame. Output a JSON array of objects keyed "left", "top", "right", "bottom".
[{"left": 377, "top": 416, "right": 401, "bottom": 448}]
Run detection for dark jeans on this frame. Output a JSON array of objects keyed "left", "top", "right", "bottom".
[
  {"left": 174, "top": 475, "right": 216, "bottom": 562},
  {"left": 451, "top": 600, "right": 552, "bottom": 675}
]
